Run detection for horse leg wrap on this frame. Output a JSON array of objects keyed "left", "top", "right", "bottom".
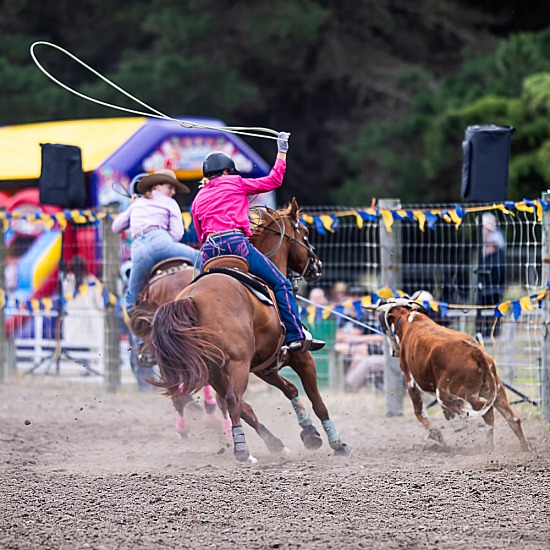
[
  {"left": 291, "top": 397, "right": 313, "bottom": 428},
  {"left": 322, "top": 419, "right": 343, "bottom": 449},
  {"left": 175, "top": 412, "right": 189, "bottom": 438},
  {"left": 232, "top": 425, "right": 249, "bottom": 461},
  {"left": 202, "top": 385, "right": 217, "bottom": 414},
  {"left": 222, "top": 417, "right": 232, "bottom": 439}
]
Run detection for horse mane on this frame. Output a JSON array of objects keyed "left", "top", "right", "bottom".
[{"left": 149, "top": 298, "right": 225, "bottom": 398}]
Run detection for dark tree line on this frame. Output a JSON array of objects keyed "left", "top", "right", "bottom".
[{"left": 1, "top": 0, "right": 550, "bottom": 205}]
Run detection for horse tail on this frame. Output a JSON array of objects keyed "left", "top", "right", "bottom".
[
  {"left": 149, "top": 298, "right": 224, "bottom": 399},
  {"left": 128, "top": 300, "right": 159, "bottom": 339}
]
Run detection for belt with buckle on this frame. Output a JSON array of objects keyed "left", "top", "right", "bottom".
[
  {"left": 133, "top": 225, "right": 162, "bottom": 239},
  {"left": 207, "top": 229, "right": 245, "bottom": 239}
]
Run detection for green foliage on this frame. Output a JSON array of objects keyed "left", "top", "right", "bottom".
[
  {"left": 2, "top": 0, "right": 550, "bottom": 204},
  {"left": 340, "top": 27, "right": 550, "bottom": 203},
  {"left": 522, "top": 73, "right": 550, "bottom": 113},
  {"left": 535, "top": 140, "right": 550, "bottom": 182},
  {"left": 495, "top": 32, "right": 550, "bottom": 95}
]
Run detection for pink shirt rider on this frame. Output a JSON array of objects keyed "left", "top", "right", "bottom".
[
  {"left": 192, "top": 158, "right": 286, "bottom": 243},
  {"left": 111, "top": 189, "right": 184, "bottom": 241}
]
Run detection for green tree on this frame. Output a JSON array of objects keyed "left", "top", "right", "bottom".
[
  {"left": 336, "top": 28, "right": 550, "bottom": 205},
  {"left": 2, "top": 0, "right": 550, "bottom": 204}
]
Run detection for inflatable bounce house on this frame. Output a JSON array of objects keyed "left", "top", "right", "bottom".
[{"left": 0, "top": 116, "right": 271, "bottom": 335}]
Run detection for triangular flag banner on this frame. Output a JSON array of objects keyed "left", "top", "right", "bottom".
[
  {"left": 377, "top": 287, "right": 395, "bottom": 299},
  {"left": 380, "top": 210, "right": 393, "bottom": 232},
  {"left": 496, "top": 301, "right": 511, "bottom": 315},
  {"left": 413, "top": 210, "right": 426, "bottom": 232}
]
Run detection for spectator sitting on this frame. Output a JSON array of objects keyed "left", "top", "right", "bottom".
[
  {"left": 330, "top": 281, "right": 352, "bottom": 322},
  {"left": 307, "top": 287, "right": 329, "bottom": 322},
  {"left": 330, "top": 285, "right": 385, "bottom": 392},
  {"left": 343, "top": 322, "right": 385, "bottom": 392}
]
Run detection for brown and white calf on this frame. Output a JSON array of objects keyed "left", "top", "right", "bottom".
[{"left": 377, "top": 301, "right": 530, "bottom": 451}]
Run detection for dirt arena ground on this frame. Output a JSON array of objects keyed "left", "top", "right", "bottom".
[{"left": 1, "top": 376, "right": 549, "bottom": 550}]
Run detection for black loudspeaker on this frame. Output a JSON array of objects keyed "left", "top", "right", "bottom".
[
  {"left": 461, "top": 125, "right": 514, "bottom": 202},
  {"left": 38, "top": 143, "right": 88, "bottom": 208}
]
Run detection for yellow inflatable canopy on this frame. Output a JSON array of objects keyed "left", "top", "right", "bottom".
[{"left": 0, "top": 118, "right": 145, "bottom": 180}]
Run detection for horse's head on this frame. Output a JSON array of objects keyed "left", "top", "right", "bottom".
[{"left": 250, "top": 197, "right": 322, "bottom": 283}]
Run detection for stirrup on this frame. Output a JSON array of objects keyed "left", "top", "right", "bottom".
[
  {"left": 284, "top": 337, "right": 326, "bottom": 353},
  {"left": 309, "top": 338, "right": 325, "bottom": 351},
  {"left": 303, "top": 327, "right": 325, "bottom": 351}
]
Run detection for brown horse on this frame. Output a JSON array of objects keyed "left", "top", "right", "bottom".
[
  {"left": 150, "top": 198, "right": 351, "bottom": 462},
  {"left": 128, "top": 260, "right": 230, "bottom": 439}
]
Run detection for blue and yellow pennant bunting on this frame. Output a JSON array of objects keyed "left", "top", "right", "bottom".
[
  {"left": 0, "top": 277, "right": 119, "bottom": 313},
  {"left": 0, "top": 199, "right": 546, "bottom": 235},
  {"left": 297, "top": 283, "right": 549, "bottom": 326},
  {"left": 295, "top": 199, "right": 545, "bottom": 234}
]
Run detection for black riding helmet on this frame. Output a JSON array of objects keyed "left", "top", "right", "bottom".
[{"left": 202, "top": 151, "right": 240, "bottom": 178}]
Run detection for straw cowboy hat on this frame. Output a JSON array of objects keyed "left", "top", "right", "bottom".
[{"left": 136, "top": 169, "right": 190, "bottom": 194}]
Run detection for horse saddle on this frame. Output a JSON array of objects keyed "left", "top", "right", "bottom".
[
  {"left": 199, "top": 255, "right": 274, "bottom": 306},
  {"left": 148, "top": 257, "right": 194, "bottom": 284}
]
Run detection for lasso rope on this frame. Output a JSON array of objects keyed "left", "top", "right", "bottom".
[{"left": 29, "top": 41, "right": 280, "bottom": 140}]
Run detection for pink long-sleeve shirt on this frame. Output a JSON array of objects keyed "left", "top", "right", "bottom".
[
  {"left": 192, "top": 158, "right": 286, "bottom": 243},
  {"left": 111, "top": 189, "right": 184, "bottom": 241}
]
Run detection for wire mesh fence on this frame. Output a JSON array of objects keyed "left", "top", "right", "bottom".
[
  {"left": 300, "top": 201, "right": 547, "bottom": 408},
  {"left": 0, "top": 200, "right": 548, "bottom": 417}
]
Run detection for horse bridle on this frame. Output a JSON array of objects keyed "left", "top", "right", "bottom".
[{"left": 250, "top": 207, "right": 322, "bottom": 283}]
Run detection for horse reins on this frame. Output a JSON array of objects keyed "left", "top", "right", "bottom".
[{"left": 250, "top": 208, "right": 320, "bottom": 280}]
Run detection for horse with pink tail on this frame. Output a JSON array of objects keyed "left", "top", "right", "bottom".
[{"left": 128, "top": 259, "right": 231, "bottom": 439}]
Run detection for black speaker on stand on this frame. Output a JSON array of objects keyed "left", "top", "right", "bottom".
[
  {"left": 25, "top": 144, "right": 100, "bottom": 377},
  {"left": 461, "top": 124, "right": 514, "bottom": 202}
]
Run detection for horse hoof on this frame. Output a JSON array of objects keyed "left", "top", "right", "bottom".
[
  {"left": 300, "top": 425, "right": 323, "bottom": 450},
  {"left": 235, "top": 451, "right": 250, "bottom": 462},
  {"left": 333, "top": 443, "right": 352, "bottom": 457},
  {"left": 204, "top": 402, "right": 217, "bottom": 415},
  {"left": 177, "top": 431, "right": 189, "bottom": 440},
  {"left": 428, "top": 428, "right": 446, "bottom": 446},
  {"left": 234, "top": 442, "right": 250, "bottom": 462},
  {"left": 247, "top": 455, "right": 259, "bottom": 464},
  {"left": 267, "top": 439, "right": 286, "bottom": 454}
]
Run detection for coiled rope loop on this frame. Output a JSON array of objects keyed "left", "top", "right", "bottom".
[{"left": 30, "top": 41, "right": 279, "bottom": 140}]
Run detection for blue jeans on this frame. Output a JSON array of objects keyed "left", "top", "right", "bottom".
[
  {"left": 201, "top": 233, "right": 304, "bottom": 344},
  {"left": 126, "top": 229, "right": 199, "bottom": 310}
]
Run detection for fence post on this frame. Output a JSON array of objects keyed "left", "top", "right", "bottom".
[
  {"left": 379, "top": 198, "right": 405, "bottom": 417},
  {"left": 540, "top": 191, "right": 550, "bottom": 421},
  {"left": 101, "top": 206, "right": 121, "bottom": 392}
]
